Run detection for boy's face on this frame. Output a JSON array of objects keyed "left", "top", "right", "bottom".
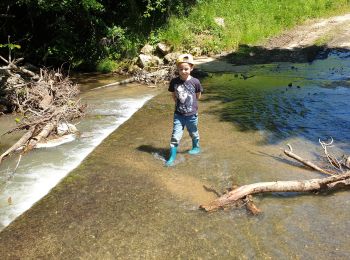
[{"left": 177, "top": 62, "right": 193, "bottom": 80}]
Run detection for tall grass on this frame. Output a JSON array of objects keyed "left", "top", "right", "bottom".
[{"left": 158, "top": 0, "right": 350, "bottom": 54}]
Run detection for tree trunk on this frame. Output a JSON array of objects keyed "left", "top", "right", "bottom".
[
  {"left": 0, "top": 127, "right": 35, "bottom": 163},
  {"left": 27, "top": 122, "right": 55, "bottom": 150},
  {"left": 200, "top": 171, "right": 350, "bottom": 212}
]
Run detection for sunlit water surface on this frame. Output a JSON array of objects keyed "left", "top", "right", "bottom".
[
  {"left": 1, "top": 51, "right": 350, "bottom": 258},
  {"left": 0, "top": 74, "right": 157, "bottom": 230}
]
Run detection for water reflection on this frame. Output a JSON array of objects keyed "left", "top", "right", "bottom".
[{"left": 204, "top": 51, "right": 350, "bottom": 147}]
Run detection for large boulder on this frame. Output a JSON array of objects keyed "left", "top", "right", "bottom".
[
  {"left": 164, "top": 52, "right": 181, "bottom": 64},
  {"left": 156, "top": 42, "right": 172, "bottom": 56},
  {"left": 138, "top": 54, "right": 152, "bottom": 68},
  {"left": 151, "top": 56, "right": 164, "bottom": 66},
  {"left": 140, "top": 44, "right": 154, "bottom": 55},
  {"left": 138, "top": 54, "right": 164, "bottom": 68}
]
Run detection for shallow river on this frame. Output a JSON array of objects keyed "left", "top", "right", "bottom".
[
  {"left": 1, "top": 51, "right": 350, "bottom": 258},
  {"left": 0, "top": 74, "right": 159, "bottom": 230}
]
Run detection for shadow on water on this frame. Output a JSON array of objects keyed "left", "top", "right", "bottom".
[
  {"left": 201, "top": 45, "right": 350, "bottom": 148},
  {"left": 137, "top": 144, "right": 168, "bottom": 159},
  {"left": 226, "top": 44, "right": 333, "bottom": 64},
  {"left": 249, "top": 150, "right": 304, "bottom": 168}
]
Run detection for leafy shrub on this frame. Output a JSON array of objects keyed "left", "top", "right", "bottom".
[{"left": 96, "top": 58, "right": 117, "bottom": 73}]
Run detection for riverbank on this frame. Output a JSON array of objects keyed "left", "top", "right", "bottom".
[{"left": 197, "top": 13, "right": 350, "bottom": 67}]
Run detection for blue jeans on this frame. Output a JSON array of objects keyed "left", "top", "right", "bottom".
[{"left": 170, "top": 113, "right": 199, "bottom": 147}]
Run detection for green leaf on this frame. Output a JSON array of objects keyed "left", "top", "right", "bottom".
[{"left": 0, "top": 43, "right": 21, "bottom": 50}]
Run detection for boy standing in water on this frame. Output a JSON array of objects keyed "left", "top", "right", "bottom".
[{"left": 165, "top": 54, "right": 203, "bottom": 166}]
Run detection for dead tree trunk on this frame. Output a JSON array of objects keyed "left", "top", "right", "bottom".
[
  {"left": 200, "top": 171, "right": 350, "bottom": 212},
  {"left": 0, "top": 127, "right": 35, "bottom": 163},
  {"left": 201, "top": 144, "right": 350, "bottom": 213}
]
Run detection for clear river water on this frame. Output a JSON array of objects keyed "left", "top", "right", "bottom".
[
  {"left": 0, "top": 74, "right": 158, "bottom": 230},
  {"left": 0, "top": 51, "right": 350, "bottom": 258}
]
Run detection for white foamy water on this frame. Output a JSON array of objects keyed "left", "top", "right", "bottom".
[{"left": 0, "top": 92, "right": 154, "bottom": 230}]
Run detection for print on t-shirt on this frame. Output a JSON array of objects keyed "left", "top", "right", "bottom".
[{"left": 175, "top": 83, "right": 195, "bottom": 114}]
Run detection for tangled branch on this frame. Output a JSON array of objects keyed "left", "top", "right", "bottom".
[{"left": 0, "top": 58, "right": 85, "bottom": 164}]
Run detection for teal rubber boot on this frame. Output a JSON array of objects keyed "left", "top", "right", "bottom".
[
  {"left": 165, "top": 146, "right": 177, "bottom": 166},
  {"left": 188, "top": 139, "right": 200, "bottom": 155}
]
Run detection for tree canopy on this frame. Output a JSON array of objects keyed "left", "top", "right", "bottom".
[{"left": 0, "top": 0, "right": 195, "bottom": 69}]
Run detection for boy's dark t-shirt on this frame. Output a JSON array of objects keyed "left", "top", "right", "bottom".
[{"left": 168, "top": 76, "right": 203, "bottom": 116}]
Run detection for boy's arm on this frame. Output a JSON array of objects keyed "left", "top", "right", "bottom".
[
  {"left": 196, "top": 80, "right": 203, "bottom": 100},
  {"left": 172, "top": 92, "right": 177, "bottom": 102}
]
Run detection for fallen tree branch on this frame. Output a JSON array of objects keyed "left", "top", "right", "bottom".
[
  {"left": 0, "top": 127, "right": 35, "bottom": 163},
  {"left": 93, "top": 76, "right": 136, "bottom": 90},
  {"left": 200, "top": 171, "right": 350, "bottom": 212},
  {"left": 284, "top": 144, "right": 334, "bottom": 175},
  {"left": 243, "top": 195, "right": 262, "bottom": 215},
  {"left": 27, "top": 122, "right": 55, "bottom": 150},
  {"left": 91, "top": 68, "right": 172, "bottom": 91},
  {"left": 201, "top": 144, "right": 350, "bottom": 213}
]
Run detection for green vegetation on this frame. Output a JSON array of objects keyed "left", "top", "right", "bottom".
[
  {"left": 96, "top": 58, "right": 118, "bottom": 73},
  {"left": 313, "top": 33, "right": 333, "bottom": 46},
  {"left": 158, "top": 0, "right": 350, "bottom": 54},
  {"left": 0, "top": 0, "right": 194, "bottom": 70},
  {"left": 1, "top": 0, "right": 349, "bottom": 70}
]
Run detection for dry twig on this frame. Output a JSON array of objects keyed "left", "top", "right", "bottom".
[{"left": 0, "top": 60, "right": 85, "bottom": 164}]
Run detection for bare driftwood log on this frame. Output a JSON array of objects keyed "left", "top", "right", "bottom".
[
  {"left": 93, "top": 64, "right": 176, "bottom": 90},
  {"left": 200, "top": 171, "right": 350, "bottom": 212},
  {"left": 0, "top": 127, "right": 35, "bottom": 163},
  {"left": 201, "top": 144, "right": 350, "bottom": 213},
  {"left": 284, "top": 144, "right": 334, "bottom": 175},
  {"left": 27, "top": 122, "right": 55, "bottom": 150},
  {"left": 93, "top": 76, "right": 137, "bottom": 90}
]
